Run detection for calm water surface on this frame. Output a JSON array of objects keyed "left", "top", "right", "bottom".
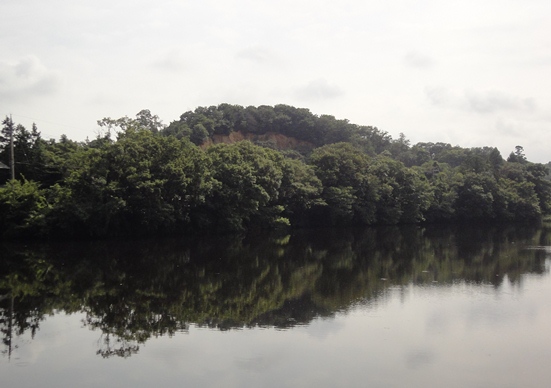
[{"left": 1, "top": 224, "right": 551, "bottom": 387}]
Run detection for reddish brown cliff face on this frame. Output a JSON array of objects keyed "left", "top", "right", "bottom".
[{"left": 201, "top": 131, "right": 314, "bottom": 151}]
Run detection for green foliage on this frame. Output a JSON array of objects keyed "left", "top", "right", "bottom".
[
  {"left": 1, "top": 106, "right": 550, "bottom": 240},
  {"left": 422, "top": 164, "right": 461, "bottom": 221},
  {"left": 454, "top": 173, "right": 497, "bottom": 219},
  {"left": 278, "top": 158, "right": 325, "bottom": 225},
  {"left": 507, "top": 145, "right": 527, "bottom": 164},
  {"left": 162, "top": 104, "right": 392, "bottom": 152},
  {"left": 36, "top": 129, "right": 213, "bottom": 238},
  {"left": 369, "top": 154, "right": 431, "bottom": 224},
  {"left": 0, "top": 179, "right": 48, "bottom": 238},
  {"left": 204, "top": 141, "right": 285, "bottom": 231},
  {"left": 0, "top": 119, "right": 54, "bottom": 183},
  {"left": 309, "top": 143, "right": 377, "bottom": 225},
  {"left": 75, "top": 131, "right": 210, "bottom": 236},
  {"left": 497, "top": 179, "right": 541, "bottom": 220},
  {"left": 526, "top": 163, "right": 551, "bottom": 213}
]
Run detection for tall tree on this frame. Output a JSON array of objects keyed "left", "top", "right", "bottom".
[
  {"left": 204, "top": 141, "right": 286, "bottom": 231},
  {"left": 1, "top": 116, "right": 15, "bottom": 179},
  {"left": 309, "top": 143, "right": 377, "bottom": 225}
]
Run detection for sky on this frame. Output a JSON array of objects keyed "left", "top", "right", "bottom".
[{"left": 1, "top": 0, "right": 550, "bottom": 162}]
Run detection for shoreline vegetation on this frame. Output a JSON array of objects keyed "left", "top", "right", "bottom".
[{"left": 1, "top": 104, "right": 550, "bottom": 240}]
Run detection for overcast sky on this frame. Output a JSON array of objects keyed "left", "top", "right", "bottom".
[{"left": 1, "top": 0, "right": 550, "bottom": 162}]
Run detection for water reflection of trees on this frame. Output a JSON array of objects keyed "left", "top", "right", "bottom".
[{"left": 1, "top": 223, "right": 549, "bottom": 358}]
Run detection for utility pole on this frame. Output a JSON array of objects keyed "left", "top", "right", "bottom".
[{"left": 9, "top": 114, "right": 15, "bottom": 180}]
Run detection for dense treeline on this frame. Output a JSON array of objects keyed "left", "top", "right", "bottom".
[{"left": 1, "top": 105, "right": 550, "bottom": 239}]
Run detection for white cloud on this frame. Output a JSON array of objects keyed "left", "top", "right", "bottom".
[
  {"left": 0, "top": 56, "right": 61, "bottom": 103},
  {"left": 151, "top": 51, "right": 189, "bottom": 73},
  {"left": 425, "top": 87, "right": 537, "bottom": 115},
  {"left": 295, "top": 79, "right": 343, "bottom": 101},
  {"left": 495, "top": 118, "right": 524, "bottom": 137},
  {"left": 236, "top": 47, "right": 274, "bottom": 64},
  {"left": 0, "top": 0, "right": 550, "bottom": 162},
  {"left": 404, "top": 51, "right": 435, "bottom": 69},
  {"left": 425, "top": 87, "right": 452, "bottom": 107},
  {"left": 464, "top": 91, "right": 536, "bottom": 114}
]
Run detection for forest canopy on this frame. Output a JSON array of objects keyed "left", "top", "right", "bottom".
[{"left": 1, "top": 104, "right": 550, "bottom": 239}]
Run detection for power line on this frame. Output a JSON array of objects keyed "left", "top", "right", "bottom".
[
  {"left": 11, "top": 113, "right": 76, "bottom": 129},
  {"left": 10, "top": 112, "right": 95, "bottom": 135}
]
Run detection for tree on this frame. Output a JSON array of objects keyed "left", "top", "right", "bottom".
[
  {"left": 421, "top": 163, "right": 461, "bottom": 222},
  {"left": 369, "top": 153, "right": 431, "bottom": 224},
  {"left": 204, "top": 141, "right": 286, "bottom": 231},
  {"left": 389, "top": 132, "right": 411, "bottom": 158},
  {"left": 526, "top": 163, "right": 551, "bottom": 214},
  {"left": 488, "top": 147, "right": 504, "bottom": 175},
  {"left": 507, "top": 145, "right": 527, "bottom": 164},
  {"left": 309, "top": 143, "right": 377, "bottom": 225},
  {"left": 97, "top": 110, "right": 165, "bottom": 138},
  {"left": 46, "top": 130, "right": 213, "bottom": 238},
  {"left": 0, "top": 119, "right": 52, "bottom": 182},
  {"left": 1, "top": 116, "right": 15, "bottom": 179},
  {"left": 495, "top": 178, "right": 541, "bottom": 220},
  {"left": 0, "top": 116, "right": 14, "bottom": 149},
  {"left": 278, "top": 158, "right": 324, "bottom": 226},
  {"left": 500, "top": 161, "right": 551, "bottom": 215},
  {"left": 0, "top": 179, "right": 48, "bottom": 238},
  {"left": 190, "top": 124, "right": 209, "bottom": 145},
  {"left": 135, "top": 109, "right": 165, "bottom": 133},
  {"left": 454, "top": 173, "right": 497, "bottom": 220}
]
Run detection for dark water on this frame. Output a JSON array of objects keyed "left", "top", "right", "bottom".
[{"left": 1, "top": 224, "right": 551, "bottom": 387}]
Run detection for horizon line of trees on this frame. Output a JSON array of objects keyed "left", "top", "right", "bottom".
[{"left": 1, "top": 104, "right": 550, "bottom": 239}]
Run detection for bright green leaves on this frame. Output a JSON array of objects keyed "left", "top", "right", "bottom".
[{"left": 0, "top": 179, "right": 48, "bottom": 238}]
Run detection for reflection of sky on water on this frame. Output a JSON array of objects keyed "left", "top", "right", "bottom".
[{"left": 2, "top": 272, "right": 551, "bottom": 388}]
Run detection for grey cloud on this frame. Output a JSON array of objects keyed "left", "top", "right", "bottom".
[
  {"left": 236, "top": 47, "right": 273, "bottom": 63},
  {"left": 0, "top": 56, "right": 61, "bottom": 102},
  {"left": 465, "top": 91, "right": 536, "bottom": 114},
  {"left": 425, "top": 86, "right": 452, "bottom": 107},
  {"left": 295, "top": 78, "right": 343, "bottom": 101},
  {"left": 151, "top": 51, "right": 188, "bottom": 73},
  {"left": 404, "top": 51, "right": 435, "bottom": 69},
  {"left": 495, "top": 118, "right": 523, "bottom": 136},
  {"left": 31, "top": 74, "right": 60, "bottom": 95},
  {"left": 15, "top": 57, "right": 36, "bottom": 77},
  {"left": 425, "top": 87, "right": 536, "bottom": 115}
]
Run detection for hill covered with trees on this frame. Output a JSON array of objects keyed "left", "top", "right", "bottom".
[{"left": 1, "top": 104, "right": 550, "bottom": 239}]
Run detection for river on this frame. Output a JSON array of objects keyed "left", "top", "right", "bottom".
[{"left": 1, "top": 223, "right": 550, "bottom": 387}]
